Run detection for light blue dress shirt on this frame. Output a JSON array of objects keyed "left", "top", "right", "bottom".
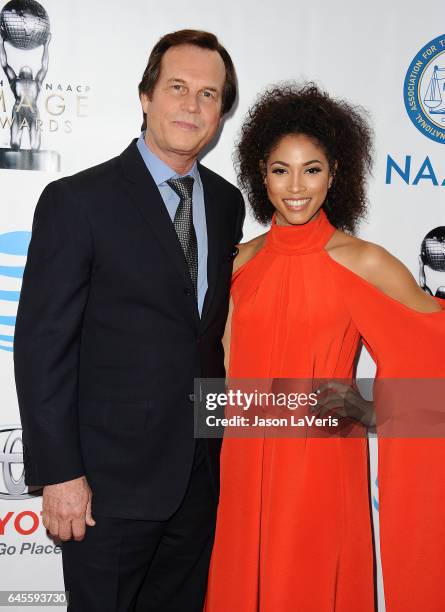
[{"left": 136, "top": 133, "right": 208, "bottom": 317}]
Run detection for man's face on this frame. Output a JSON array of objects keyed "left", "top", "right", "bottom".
[{"left": 141, "top": 44, "right": 226, "bottom": 162}]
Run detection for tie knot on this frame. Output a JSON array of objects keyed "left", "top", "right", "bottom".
[{"left": 167, "top": 176, "right": 195, "bottom": 200}]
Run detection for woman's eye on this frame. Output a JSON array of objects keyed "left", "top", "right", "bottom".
[
  {"left": 271, "top": 168, "right": 287, "bottom": 175},
  {"left": 306, "top": 167, "right": 322, "bottom": 174}
]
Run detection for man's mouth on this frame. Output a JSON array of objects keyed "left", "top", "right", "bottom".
[{"left": 173, "top": 120, "right": 199, "bottom": 130}]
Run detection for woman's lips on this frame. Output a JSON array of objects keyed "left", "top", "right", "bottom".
[{"left": 282, "top": 198, "right": 311, "bottom": 211}]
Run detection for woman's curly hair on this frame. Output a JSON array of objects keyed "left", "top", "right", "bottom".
[{"left": 235, "top": 82, "right": 373, "bottom": 232}]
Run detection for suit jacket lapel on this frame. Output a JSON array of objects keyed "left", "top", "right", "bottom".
[
  {"left": 119, "top": 140, "right": 200, "bottom": 327},
  {"left": 199, "top": 164, "right": 220, "bottom": 330}
]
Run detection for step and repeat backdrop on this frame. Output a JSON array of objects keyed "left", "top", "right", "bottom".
[{"left": 0, "top": 0, "right": 444, "bottom": 609}]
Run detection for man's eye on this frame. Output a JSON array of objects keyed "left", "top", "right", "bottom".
[
  {"left": 172, "top": 84, "right": 184, "bottom": 92},
  {"left": 201, "top": 90, "right": 214, "bottom": 98}
]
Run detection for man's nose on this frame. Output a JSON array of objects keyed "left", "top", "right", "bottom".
[{"left": 181, "top": 92, "right": 200, "bottom": 113}]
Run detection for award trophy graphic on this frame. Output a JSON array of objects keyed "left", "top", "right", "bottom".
[
  {"left": 419, "top": 227, "right": 445, "bottom": 300},
  {"left": 0, "top": 0, "right": 59, "bottom": 170}
]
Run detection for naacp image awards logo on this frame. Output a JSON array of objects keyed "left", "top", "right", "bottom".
[
  {"left": 404, "top": 34, "right": 445, "bottom": 144},
  {"left": 0, "top": 0, "right": 90, "bottom": 171}
]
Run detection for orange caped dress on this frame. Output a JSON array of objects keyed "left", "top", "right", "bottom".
[{"left": 204, "top": 209, "right": 445, "bottom": 612}]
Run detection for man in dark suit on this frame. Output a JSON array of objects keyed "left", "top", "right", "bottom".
[{"left": 14, "top": 29, "right": 244, "bottom": 612}]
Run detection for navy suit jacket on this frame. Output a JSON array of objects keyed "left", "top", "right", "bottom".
[{"left": 14, "top": 139, "right": 244, "bottom": 520}]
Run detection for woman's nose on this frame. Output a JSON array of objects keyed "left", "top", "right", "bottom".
[{"left": 287, "top": 173, "right": 306, "bottom": 193}]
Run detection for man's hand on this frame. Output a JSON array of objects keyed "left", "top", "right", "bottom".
[{"left": 42, "top": 475, "right": 96, "bottom": 542}]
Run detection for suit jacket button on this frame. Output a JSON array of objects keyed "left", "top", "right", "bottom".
[
  {"left": 184, "top": 287, "right": 193, "bottom": 296},
  {"left": 188, "top": 393, "right": 195, "bottom": 402}
]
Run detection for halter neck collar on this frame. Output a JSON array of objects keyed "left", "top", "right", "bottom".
[{"left": 264, "top": 208, "right": 336, "bottom": 255}]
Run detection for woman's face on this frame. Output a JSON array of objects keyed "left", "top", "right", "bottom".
[{"left": 264, "top": 133, "right": 333, "bottom": 226}]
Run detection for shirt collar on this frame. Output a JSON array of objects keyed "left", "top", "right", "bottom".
[{"left": 136, "top": 132, "right": 201, "bottom": 188}]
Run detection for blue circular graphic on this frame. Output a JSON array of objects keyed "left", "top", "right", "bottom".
[{"left": 404, "top": 34, "right": 445, "bottom": 144}]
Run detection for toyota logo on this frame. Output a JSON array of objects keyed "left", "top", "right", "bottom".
[{"left": 0, "top": 426, "right": 40, "bottom": 499}]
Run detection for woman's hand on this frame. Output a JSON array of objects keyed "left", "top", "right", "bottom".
[{"left": 311, "top": 380, "right": 375, "bottom": 428}]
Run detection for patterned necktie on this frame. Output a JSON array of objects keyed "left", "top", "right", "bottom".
[{"left": 166, "top": 176, "right": 198, "bottom": 297}]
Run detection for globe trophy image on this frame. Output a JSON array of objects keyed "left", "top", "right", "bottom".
[
  {"left": 419, "top": 227, "right": 445, "bottom": 300},
  {"left": 0, "top": 0, "right": 59, "bottom": 170}
]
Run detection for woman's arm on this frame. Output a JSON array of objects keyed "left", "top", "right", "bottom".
[
  {"left": 222, "top": 296, "right": 233, "bottom": 375},
  {"left": 314, "top": 235, "right": 442, "bottom": 427}
]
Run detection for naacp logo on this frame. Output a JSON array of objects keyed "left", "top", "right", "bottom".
[
  {"left": 404, "top": 34, "right": 445, "bottom": 144},
  {"left": 0, "top": 425, "right": 34, "bottom": 499}
]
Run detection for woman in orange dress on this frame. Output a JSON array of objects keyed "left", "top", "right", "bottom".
[{"left": 204, "top": 84, "right": 445, "bottom": 612}]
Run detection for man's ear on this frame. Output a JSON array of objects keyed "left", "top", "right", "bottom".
[{"left": 140, "top": 91, "right": 150, "bottom": 115}]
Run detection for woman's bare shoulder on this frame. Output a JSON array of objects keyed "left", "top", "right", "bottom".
[
  {"left": 327, "top": 231, "right": 441, "bottom": 313},
  {"left": 233, "top": 232, "right": 268, "bottom": 274},
  {"left": 328, "top": 231, "right": 384, "bottom": 265},
  {"left": 328, "top": 231, "right": 412, "bottom": 282}
]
